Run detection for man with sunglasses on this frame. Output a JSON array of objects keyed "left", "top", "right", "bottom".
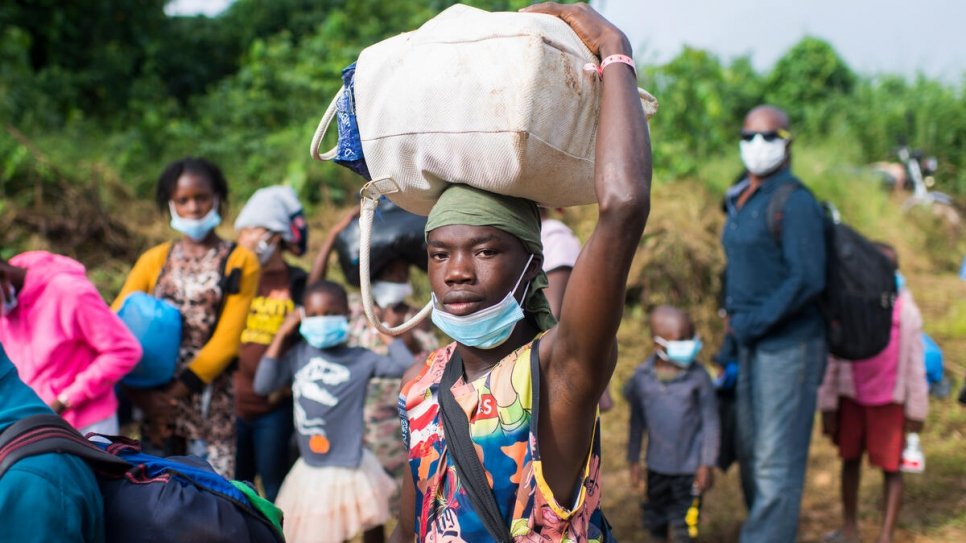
[{"left": 722, "top": 105, "right": 828, "bottom": 542}]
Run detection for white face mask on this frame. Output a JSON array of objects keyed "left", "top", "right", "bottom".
[
  {"left": 254, "top": 236, "right": 277, "bottom": 265},
  {"left": 740, "top": 135, "right": 788, "bottom": 176},
  {"left": 371, "top": 281, "right": 413, "bottom": 309}
]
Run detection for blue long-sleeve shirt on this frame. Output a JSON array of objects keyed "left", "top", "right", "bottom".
[
  {"left": 623, "top": 356, "right": 720, "bottom": 474},
  {"left": 722, "top": 169, "right": 827, "bottom": 349}
]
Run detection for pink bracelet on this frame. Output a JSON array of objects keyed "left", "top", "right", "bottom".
[{"left": 584, "top": 54, "right": 636, "bottom": 79}]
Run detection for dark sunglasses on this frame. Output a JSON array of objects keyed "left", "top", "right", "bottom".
[{"left": 740, "top": 128, "right": 791, "bottom": 142}]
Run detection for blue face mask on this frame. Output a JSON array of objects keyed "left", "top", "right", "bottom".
[
  {"left": 169, "top": 200, "right": 222, "bottom": 241},
  {"left": 431, "top": 255, "right": 533, "bottom": 350},
  {"left": 655, "top": 335, "right": 703, "bottom": 367},
  {"left": 299, "top": 312, "right": 349, "bottom": 349},
  {"left": 895, "top": 272, "right": 905, "bottom": 292}
]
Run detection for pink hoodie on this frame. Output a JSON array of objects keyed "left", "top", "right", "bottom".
[
  {"left": 0, "top": 251, "right": 141, "bottom": 430},
  {"left": 818, "top": 289, "right": 929, "bottom": 421}
]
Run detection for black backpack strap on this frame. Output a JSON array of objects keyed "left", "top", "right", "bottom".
[
  {"left": 766, "top": 181, "right": 804, "bottom": 241},
  {"left": 287, "top": 265, "right": 308, "bottom": 306},
  {"left": 218, "top": 241, "right": 242, "bottom": 297},
  {"left": 438, "top": 350, "right": 514, "bottom": 543},
  {"left": 0, "top": 414, "right": 129, "bottom": 479},
  {"left": 207, "top": 241, "right": 241, "bottom": 343}
]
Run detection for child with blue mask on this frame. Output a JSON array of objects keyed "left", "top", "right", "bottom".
[
  {"left": 623, "top": 305, "right": 720, "bottom": 543},
  {"left": 253, "top": 279, "right": 415, "bottom": 543}
]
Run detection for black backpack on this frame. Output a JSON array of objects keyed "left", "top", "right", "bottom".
[
  {"left": 0, "top": 415, "right": 285, "bottom": 543},
  {"left": 768, "top": 182, "right": 897, "bottom": 360},
  {"left": 334, "top": 197, "right": 427, "bottom": 287}
]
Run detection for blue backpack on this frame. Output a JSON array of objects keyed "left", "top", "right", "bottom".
[
  {"left": 117, "top": 292, "right": 182, "bottom": 388},
  {"left": 0, "top": 414, "right": 284, "bottom": 543}
]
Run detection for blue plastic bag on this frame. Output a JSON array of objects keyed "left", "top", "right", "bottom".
[
  {"left": 332, "top": 62, "right": 371, "bottom": 180},
  {"left": 117, "top": 292, "right": 182, "bottom": 388},
  {"left": 923, "top": 333, "right": 943, "bottom": 385}
]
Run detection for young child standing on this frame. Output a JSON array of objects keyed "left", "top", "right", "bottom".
[
  {"left": 254, "top": 280, "right": 414, "bottom": 543},
  {"left": 624, "top": 305, "right": 720, "bottom": 543},
  {"left": 819, "top": 243, "right": 928, "bottom": 543}
]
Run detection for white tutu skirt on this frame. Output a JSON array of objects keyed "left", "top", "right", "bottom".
[{"left": 276, "top": 449, "right": 397, "bottom": 543}]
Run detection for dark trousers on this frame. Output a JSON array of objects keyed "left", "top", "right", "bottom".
[
  {"left": 234, "top": 401, "right": 294, "bottom": 502},
  {"left": 643, "top": 470, "right": 699, "bottom": 543}
]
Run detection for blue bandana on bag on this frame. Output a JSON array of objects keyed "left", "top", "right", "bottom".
[{"left": 334, "top": 63, "right": 371, "bottom": 180}]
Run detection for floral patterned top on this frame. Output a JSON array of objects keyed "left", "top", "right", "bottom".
[{"left": 398, "top": 340, "right": 607, "bottom": 542}]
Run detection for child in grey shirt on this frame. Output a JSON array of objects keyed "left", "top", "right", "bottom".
[
  {"left": 254, "top": 280, "right": 414, "bottom": 543},
  {"left": 623, "top": 305, "right": 719, "bottom": 543}
]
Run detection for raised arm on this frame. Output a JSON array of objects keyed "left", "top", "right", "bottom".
[
  {"left": 253, "top": 311, "right": 302, "bottom": 395},
  {"left": 533, "top": 2, "right": 652, "bottom": 404},
  {"left": 524, "top": 0, "right": 652, "bottom": 505},
  {"left": 307, "top": 206, "right": 359, "bottom": 284}
]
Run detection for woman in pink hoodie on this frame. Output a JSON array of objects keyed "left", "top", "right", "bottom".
[{"left": 0, "top": 250, "right": 141, "bottom": 434}]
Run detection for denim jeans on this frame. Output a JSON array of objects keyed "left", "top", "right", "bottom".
[
  {"left": 234, "top": 401, "right": 295, "bottom": 502},
  {"left": 736, "top": 336, "right": 826, "bottom": 543}
]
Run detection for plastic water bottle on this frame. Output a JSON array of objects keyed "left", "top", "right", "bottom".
[{"left": 900, "top": 433, "right": 925, "bottom": 474}]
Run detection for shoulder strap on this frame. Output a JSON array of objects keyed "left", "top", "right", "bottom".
[
  {"left": 0, "top": 414, "right": 129, "bottom": 479},
  {"left": 438, "top": 350, "right": 514, "bottom": 543},
  {"left": 766, "top": 181, "right": 804, "bottom": 241},
  {"left": 287, "top": 265, "right": 308, "bottom": 306},
  {"left": 219, "top": 241, "right": 241, "bottom": 296}
]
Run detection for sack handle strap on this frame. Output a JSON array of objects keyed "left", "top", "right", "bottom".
[
  {"left": 357, "top": 179, "right": 432, "bottom": 336},
  {"left": 309, "top": 85, "right": 345, "bottom": 162}
]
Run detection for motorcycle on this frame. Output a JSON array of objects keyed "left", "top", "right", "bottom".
[{"left": 872, "top": 142, "right": 960, "bottom": 225}]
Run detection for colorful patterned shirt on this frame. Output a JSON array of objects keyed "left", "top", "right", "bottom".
[{"left": 399, "top": 341, "right": 607, "bottom": 542}]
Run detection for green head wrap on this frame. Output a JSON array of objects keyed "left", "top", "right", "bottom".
[{"left": 425, "top": 184, "right": 556, "bottom": 332}]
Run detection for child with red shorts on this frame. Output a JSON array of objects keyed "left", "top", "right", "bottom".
[{"left": 818, "top": 242, "right": 929, "bottom": 543}]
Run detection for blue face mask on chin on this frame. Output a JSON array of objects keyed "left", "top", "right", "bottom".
[
  {"left": 431, "top": 255, "right": 533, "bottom": 350},
  {"left": 299, "top": 311, "right": 350, "bottom": 349},
  {"left": 655, "top": 335, "right": 703, "bottom": 368},
  {"left": 169, "top": 200, "right": 222, "bottom": 241}
]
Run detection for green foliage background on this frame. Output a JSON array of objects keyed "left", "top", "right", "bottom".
[
  {"left": 2, "top": 4, "right": 965, "bottom": 539},
  {"left": 0, "top": 0, "right": 963, "bottom": 272}
]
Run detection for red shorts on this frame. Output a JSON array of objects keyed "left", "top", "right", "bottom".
[{"left": 835, "top": 396, "right": 905, "bottom": 472}]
